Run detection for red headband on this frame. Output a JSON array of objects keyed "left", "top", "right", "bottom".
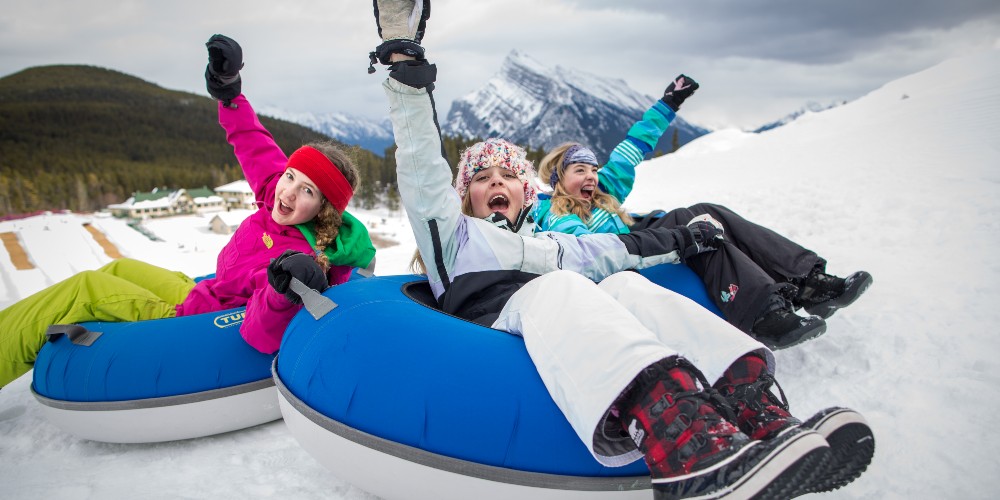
[{"left": 286, "top": 146, "right": 353, "bottom": 212}]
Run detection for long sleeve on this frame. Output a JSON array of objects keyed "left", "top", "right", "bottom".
[
  {"left": 218, "top": 95, "right": 287, "bottom": 204},
  {"left": 383, "top": 78, "right": 465, "bottom": 290},
  {"left": 534, "top": 198, "right": 629, "bottom": 236},
  {"left": 542, "top": 213, "right": 597, "bottom": 236},
  {"left": 599, "top": 100, "right": 676, "bottom": 203},
  {"left": 238, "top": 268, "right": 300, "bottom": 354}
]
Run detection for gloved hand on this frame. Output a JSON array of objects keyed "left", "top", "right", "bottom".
[
  {"left": 267, "top": 250, "right": 328, "bottom": 305},
  {"left": 369, "top": 0, "right": 431, "bottom": 72},
  {"left": 205, "top": 34, "right": 243, "bottom": 105},
  {"left": 677, "top": 220, "right": 722, "bottom": 263},
  {"left": 661, "top": 74, "right": 699, "bottom": 111},
  {"left": 688, "top": 220, "right": 724, "bottom": 248}
]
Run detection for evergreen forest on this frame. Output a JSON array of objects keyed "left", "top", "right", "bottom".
[{"left": 0, "top": 65, "right": 543, "bottom": 217}]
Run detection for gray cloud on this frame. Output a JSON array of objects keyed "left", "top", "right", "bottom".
[
  {"left": 570, "top": 0, "right": 1000, "bottom": 63},
  {"left": 1, "top": 0, "right": 998, "bottom": 130}
]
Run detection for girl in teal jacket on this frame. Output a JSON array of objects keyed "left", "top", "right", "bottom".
[
  {"left": 534, "top": 76, "right": 871, "bottom": 349},
  {"left": 531, "top": 90, "right": 684, "bottom": 236}
]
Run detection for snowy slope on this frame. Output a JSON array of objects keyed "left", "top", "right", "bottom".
[
  {"left": 625, "top": 47, "right": 1000, "bottom": 499},
  {"left": 2, "top": 48, "right": 1000, "bottom": 499}
]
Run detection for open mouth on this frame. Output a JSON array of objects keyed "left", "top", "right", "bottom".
[
  {"left": 488, "top": 193, "right": 510, "bottom": 211},
  {"left": 276, "top": 200, "right": 293, "bottom": 216},
  {"left": 580, "top": 186, "right": 595, "bottom": 200}
]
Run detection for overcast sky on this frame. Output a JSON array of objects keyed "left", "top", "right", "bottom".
[{"left": 1, "top": 0, "right": 998, "bottom": 129}]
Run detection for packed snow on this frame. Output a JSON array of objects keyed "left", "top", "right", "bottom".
[{"left": 2, "top": 47, "right": 999, "bottom": 499}]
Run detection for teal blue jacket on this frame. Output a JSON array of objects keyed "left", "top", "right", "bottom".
[{"left": 533, "top": 99, "right": 676, "bottom": 236}]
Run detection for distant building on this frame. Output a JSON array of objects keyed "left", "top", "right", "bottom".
[
  {"left": 187, "top": 187, "right": 226, "bottom": 214},
  {"left": 215, "top": 180, "right": 256, "bottom": 210},
  {"left": 107, "top": 181, "right": 252, "bottom": 219},
  {"left": 208, "top": 209, "right": 253, "bottom": 235},
  {"left": 108, "top": 187, "right": 188, "bottom": 218}
]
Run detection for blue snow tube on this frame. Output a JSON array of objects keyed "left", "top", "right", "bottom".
[
  {"left": 31, "top": 307, "right": 279, "bottom": 443},
  {"left": 30, "top": 269, "right": 374, "bottom": 443},
  {"left": 274, "top": 264, "right": 722, "bottom": 500},
  {"left": 33, "top": 306, "right": 272, "bottom": 401}
]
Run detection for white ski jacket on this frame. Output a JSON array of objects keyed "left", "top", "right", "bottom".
[{"left": 384, "top": 77, "right": 694, "bottom": 324}]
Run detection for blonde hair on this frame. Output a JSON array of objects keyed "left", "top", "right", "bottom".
[
  {"left": 304, "top": 141, "right": 360, "bottom": 270},
  {"left": 537, "top": 143, "right": 633, "bottom": 227}
]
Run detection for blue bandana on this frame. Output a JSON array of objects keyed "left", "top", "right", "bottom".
[{"left": 550, "top": 144, "right": 599, "bottom": 187}]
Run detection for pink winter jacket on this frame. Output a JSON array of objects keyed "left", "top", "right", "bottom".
[{"left": 175, "top": 95, "right": 353, "bottom": 354}]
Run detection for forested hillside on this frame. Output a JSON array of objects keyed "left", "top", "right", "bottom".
[{"left": 0, "top": 65, "right": 544, "bottom": 217}]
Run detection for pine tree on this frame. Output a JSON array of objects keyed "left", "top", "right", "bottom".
[{"left": 385, "top": 184, "right": 401, "bottom": 213}]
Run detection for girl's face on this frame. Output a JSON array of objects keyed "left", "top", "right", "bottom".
[
  {"left": 560, "top": 163, "right": 600, "bottom": 201},
  {"left": 467, "top": 165, "right": 525, "bottom": 219},
  {"left": 272, "top": 167, "right": 324, "bottom": 226}
]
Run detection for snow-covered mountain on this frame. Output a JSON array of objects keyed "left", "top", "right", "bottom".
[
  {"left": 258, "top": 107, "right": 395, "bottom": 156},
  {"left": 751, "top": 101, "right": 845, "bottom": 133},
  {"left": 443, "top": 50, "right": 710, "bottom": 160}
]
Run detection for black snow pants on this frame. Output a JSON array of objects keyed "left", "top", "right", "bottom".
[{"left": 633, "top": 203, "right": 825, "bottom": 333}]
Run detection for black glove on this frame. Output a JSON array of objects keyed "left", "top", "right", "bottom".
[
  {"left": 617, "top": 225, "right": 714, "bottom": 265},
  {"left": 681, "top": 221, "right": 723, "bottom": 262},
  {"left": 661, "top": 74, "right": 699, "bottom": 111},
  {"left": 205, "top": 34, "right": 244, "bottom": 105},
  {"left": 267, "top": 250, "right": 328, "bottom": 305},
  {"left": 688, "top": 220, "right": 724, "bottom": 246},
  {"left": 388, "top": 59, "right": 437, "bottom": 89},
  {"left": 369, "top": 0, "right": 431, "bottom": 73},
  {"left": 372, "top": 39, "right": 426, "bottom": 66}
]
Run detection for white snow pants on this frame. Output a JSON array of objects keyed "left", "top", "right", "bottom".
[{"left": 492, "top": 270, "right": 774, "bottom": 467}]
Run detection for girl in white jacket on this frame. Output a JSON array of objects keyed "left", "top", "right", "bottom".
[{"left": 370, "top": 2, "right": 873, "bottom": 498}]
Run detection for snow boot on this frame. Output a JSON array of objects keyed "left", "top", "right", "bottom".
[
  {"left": 796, "top": 269, "right": 873, "bottom": 319},
  {"left": 800, "top": 407, "right": 876, "bottom": 493},
  {"left": 750, "top": 293, "right": 827, "bottom": 350},
  {"left": 715, "top": 356, "right": 875, "bottom": 493},
  {"left": 715, "top": 354, "right": 800, "bottom": 441},
  {"left": 619, "top": 357, "right": 831, "bottom": 499}
]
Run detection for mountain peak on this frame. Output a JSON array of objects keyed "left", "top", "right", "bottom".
[
  {"left": 502, "top": 50, "right": 552, "bottom": 76},
  {"left": 751, "top": 101, "right": 844, "bottom": 133},
  {"left": 443, "top": 52, "right": 709, "bottom": 159}
]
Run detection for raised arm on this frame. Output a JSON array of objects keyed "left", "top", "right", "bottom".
[
  {"left": 599, "top": 75, "right": 699, "bottom": 203},
  {"left": 204, "top": 34, "right": 286, "bottom": 203},
  {"left": 383, "top": 64, "right": 464, "bottom": 288},
  {"left": 218, "top": 96, "right": 286, "bottom": 203}
]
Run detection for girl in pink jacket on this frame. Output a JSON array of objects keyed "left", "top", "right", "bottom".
[{"left": 0, "top": 35, "right": 375, "bottom": 387}]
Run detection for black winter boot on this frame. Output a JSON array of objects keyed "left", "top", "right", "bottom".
[
  {"left": 795, "top": 269, "right": 873, "bottom": 319},
  {"left": 751, "top": 293, "right": 827, "bottom": 350},
  {"left": 618, "top": 358, "right": 831, "bottom": 499}
]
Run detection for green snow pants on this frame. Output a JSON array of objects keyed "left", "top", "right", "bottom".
[{"left": 0, "top": 258, "right": 196, "bottom": 388}]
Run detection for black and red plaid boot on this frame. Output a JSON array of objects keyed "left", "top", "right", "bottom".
[
  {"left": 715, "top": 354, "right": 876, "bottom": 494},
  {"left": 715, "top": 354, "right": 800, "bottom": 441},
  {"left": 618, "top": 357, "right": 831, "bottom": 499}
]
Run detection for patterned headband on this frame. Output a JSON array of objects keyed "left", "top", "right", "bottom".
[{"left": 550, "top": 144, "right": 599, "bottom": 187}]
